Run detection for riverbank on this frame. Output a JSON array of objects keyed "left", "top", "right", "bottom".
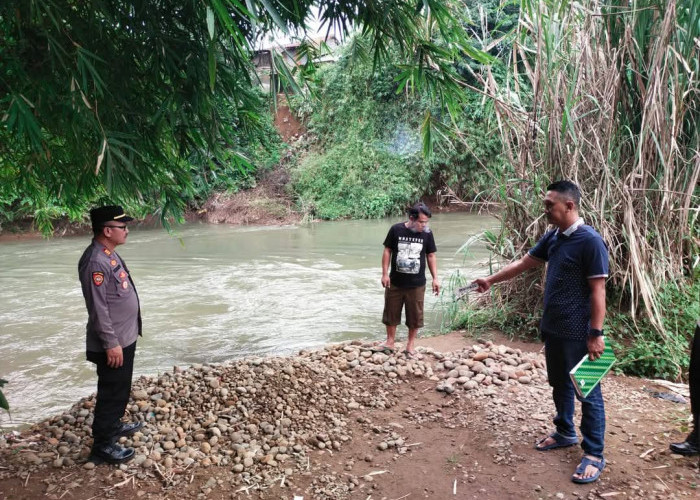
[
  {"left": 1, "top": 332, "right": 698, "bottom": 500},
  {"left": 0, "top": 172, "right": 469, "bottom": 244}
]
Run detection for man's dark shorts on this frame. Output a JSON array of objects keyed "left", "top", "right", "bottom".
[{"left": 382, "top": 285, "right": 426, "bottom": 329}]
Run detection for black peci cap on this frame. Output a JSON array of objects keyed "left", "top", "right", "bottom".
[{"left": 90, "top": 205, "right": 134, "bottom": 229}]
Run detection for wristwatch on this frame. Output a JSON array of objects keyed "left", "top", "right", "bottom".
[{"left": 588, "top": 328, "right": 604, "bottom": 337}]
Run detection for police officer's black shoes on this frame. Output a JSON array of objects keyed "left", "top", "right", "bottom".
[
  {"left": 670, "top": 430, "right": 699, "bottom": 456},
  {"left": 670, "top": 439, "right": 700, "bottom": 456},
  {"left": 114, "top": 421, "right": 144, "bottom": 437},
  {"left": 88, "top": 442, "right": 135, "bottom": 465}
]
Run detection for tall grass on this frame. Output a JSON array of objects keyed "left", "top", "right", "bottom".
[{"left": 450, "top": 0, "right": 699, "bottom": 378}]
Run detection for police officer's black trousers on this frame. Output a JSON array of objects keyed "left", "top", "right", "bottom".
[
  {"left": 86, "top": 342, "right": 136, "bottom": 448},
  {"left": 689, "top": 323, "right": 700, "bottom": 443}
]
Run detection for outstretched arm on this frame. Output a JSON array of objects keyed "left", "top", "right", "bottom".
[{"left": 473, "top": 254, "right": 543, "bottom": 292}]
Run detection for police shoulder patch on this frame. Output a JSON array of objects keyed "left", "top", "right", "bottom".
[{"left": 92, "top": 272, "right": 104, "bottom": 286}]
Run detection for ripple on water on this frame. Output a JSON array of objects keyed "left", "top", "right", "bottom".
[{"left": 0, "top": 214, "right": 496, "bottom": 428}]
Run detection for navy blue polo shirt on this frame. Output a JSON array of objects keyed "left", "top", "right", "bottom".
[{"left": 528, "top": 221, "right": 608, "bottom": 340}]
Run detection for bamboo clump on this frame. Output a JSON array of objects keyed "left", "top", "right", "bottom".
[{"left": 469, "top": 0, "right": 699, "bottom": 335}]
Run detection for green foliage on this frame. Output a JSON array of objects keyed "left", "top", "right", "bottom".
[
  {"left": 0, "top": 0, "right": 280, "bottom": 231},
  {"left": 3, "top": 0, "right": 484, "bottom": 232},
  {"left": 290, "top": 25, "right": 510, "bottom": 219},
  {"left": 606, "top": 279, "right": 700, "bottom": 380},
  {"left": 431, "top": 91, "right": 509, "bottom": 200},
  {"left": 186, "top": 106, "right": 284, "bottom": 204},
  {"left": 443, "top": 0, "right": 699, "bottom": 383},
  {"left": 290, "top": 40, "right": 435, "bottom": 219},
  {"left": 446, "top": 299, "right": 541, "bottom": 339},
  {"left": 441, "top": 266, "right": 542, "bottom": 339},
  {"left": 293, "top": 139, "right": 428, "bottom": 219},
  {"left": 455, "top": 0, "right": 520, "bottom": 80}
]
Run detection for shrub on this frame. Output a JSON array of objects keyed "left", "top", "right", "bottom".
[{"left": 292, "top": 139, "right": 428, "bottom": 219}]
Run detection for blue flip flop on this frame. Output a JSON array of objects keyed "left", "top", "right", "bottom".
[
  {"left": 571, "top": 456, "right": 605, "bottom": 484},
  {"left": 535, "top": 432, "right": 579, "bottom": 451}
]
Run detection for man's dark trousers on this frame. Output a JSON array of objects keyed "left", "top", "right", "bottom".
[
  {"left": 690, "top": 323, "right": 700, "bottom": 442},
  {"left": 86, "top": 342, "right": 136, "bottom": 447},
  {"left": 544, "top": 335, "right": 605, "bottom": 458}
]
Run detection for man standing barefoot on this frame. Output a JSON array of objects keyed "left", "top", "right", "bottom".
[{"left": 379, "top": 202, "right": 439, "bottom": 358}]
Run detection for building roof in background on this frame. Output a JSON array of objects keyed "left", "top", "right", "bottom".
[{"left": 252, "top": 11, "right": 345, "bottom": 52}]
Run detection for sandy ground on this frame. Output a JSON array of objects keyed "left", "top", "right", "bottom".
[{"left": 1, "top": 331, "right": 699, "bottom": 500}]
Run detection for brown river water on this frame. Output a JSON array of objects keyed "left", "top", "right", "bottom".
[{"left": 0, "top": 214, "right": 496, "bottom": 428}]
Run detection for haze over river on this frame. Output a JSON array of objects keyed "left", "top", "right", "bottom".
[{"left": 0, "top": 214, "right": 495, "bottom": 428}]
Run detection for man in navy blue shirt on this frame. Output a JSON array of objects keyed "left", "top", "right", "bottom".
[{"left": 473, "top": 180, "right": 608, "bottom": 484}]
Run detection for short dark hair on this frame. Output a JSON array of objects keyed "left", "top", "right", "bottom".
[
  {"left": 408, "top": 202, "right": 432, "bottom": 219},
  {"left": 547, "top": 180, "right": 581, "bottom": 208}
]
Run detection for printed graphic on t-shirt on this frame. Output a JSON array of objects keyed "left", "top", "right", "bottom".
[{"left": 396, "top": 237, "right": 423, "bottom": 274}]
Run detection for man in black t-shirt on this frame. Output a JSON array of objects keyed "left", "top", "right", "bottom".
[{"left": 379, "top": 203, "right": 439, "bottom": 357}]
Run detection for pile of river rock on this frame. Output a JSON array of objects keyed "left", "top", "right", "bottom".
[{"left": 0, "top": 339, "right": 546, "bottom": 489}]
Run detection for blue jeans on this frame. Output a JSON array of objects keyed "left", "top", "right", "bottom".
[{"left": 544, "top": 336, "right": 605, "bottom": 458}]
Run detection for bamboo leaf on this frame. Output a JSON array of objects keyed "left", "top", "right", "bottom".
[
  {"left": 421, "top": 110, "right": 433, "bottom": 157},
  {"left": 208, "top": 42, "right": 217, "bottom": 92},
  {"left": 206, "top": 6, "right": 216, "bottom": 41},
  {"left": 258, "top": 0, "right": 288, "bottom": 33},
  {"left": 95, "top": 138, "right": 107, "bottom": 175}
]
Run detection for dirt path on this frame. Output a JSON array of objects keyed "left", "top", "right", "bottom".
[{"left": 1, "top": 332, "right": 698, "bottom": 500}]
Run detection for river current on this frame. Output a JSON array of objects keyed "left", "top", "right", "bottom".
[{"left": 0, "top": 214, "right": 495, "bottom": 428}]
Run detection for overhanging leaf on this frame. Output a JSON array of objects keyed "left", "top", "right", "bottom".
[{"left": 206, "top": 6, "right": 216, "bottom": 41}]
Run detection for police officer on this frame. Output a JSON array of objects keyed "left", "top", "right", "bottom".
[{"left": 79, "top": 206, "right": 143, "bottom": 464}]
